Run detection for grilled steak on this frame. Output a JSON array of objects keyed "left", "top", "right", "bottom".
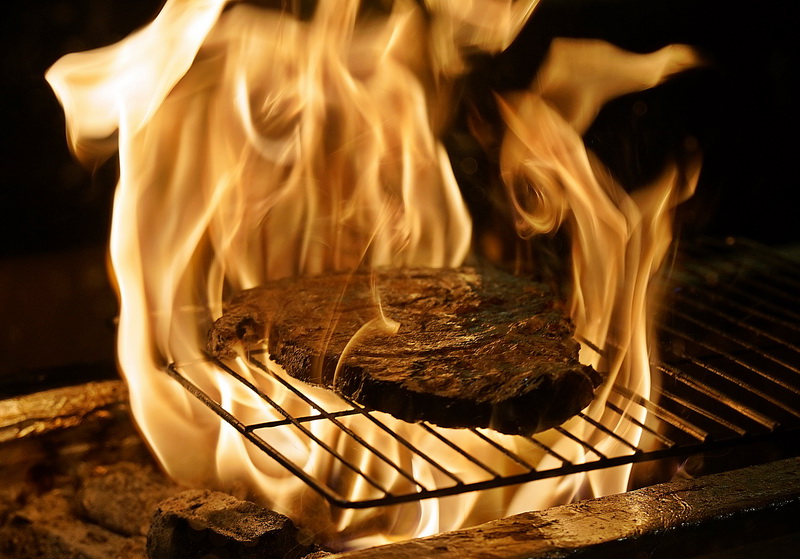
[{"left": 207, "top": 267, "right": 601, "bottom": 435}]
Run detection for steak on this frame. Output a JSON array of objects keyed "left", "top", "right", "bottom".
[{"left": 207, "top": 267, "right": 601, "bottom": 435}]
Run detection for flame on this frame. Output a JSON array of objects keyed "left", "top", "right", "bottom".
[{"left": 46, "top": 0, "right": 702, "bottom": 549}]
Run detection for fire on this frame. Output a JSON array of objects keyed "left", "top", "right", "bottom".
[{"left": 46, "top": 0, "right": 702, "bottom": 550}]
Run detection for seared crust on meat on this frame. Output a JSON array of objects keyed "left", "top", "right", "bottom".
[{"left": 208, "top": 267, "right": 601, "bottom": 435}]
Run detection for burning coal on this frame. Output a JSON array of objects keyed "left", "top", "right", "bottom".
[{"left": 46, "top": 0, "right": 702, "bottom": 549}]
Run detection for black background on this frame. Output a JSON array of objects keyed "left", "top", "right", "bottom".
[{"left": 1, "top": 0, "right": 166, "bottom": 258}]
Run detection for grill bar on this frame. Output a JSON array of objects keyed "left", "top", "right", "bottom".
[
  {"left": 652, "top": 382, "right": 749, "bottom": 437},
  {"left": 610, "top": 383, "right": 709, "bottom": 442},
  {"left": 577, "top": 412, "right": 640, "bottom": 453},
  {"left": 167, "top": 237, "right": 800, "bottom": 508},
  {"left": 333, "top": 393, "right": 467, "bottom": 484},
  {"left": 248, "top": 408, "right": 362, "bottom": 430},
  {"left": 604, "top": 400, "right": 675, "bottom": 447},
  {"left": 664, "top": 309, "right": 800, "bottom": 390},
  {"left": 164, "top": 364, "right": 359, "bottom": 506},
  {"left": 657, "top": 361, "right": 778, "bottom": 430},
  {"left": 242, "top": 358, "right": 424, "bottom": 493},
  {"left": 671, "top": 293, "right": 800, "bottom": 353},
  {"left": 520, "top": 434, "right": 572, "bottom": 464},
  {"left": 553, "top": 426, "right": 608, "bottom": 460},
  {"left": 418, "top": 423, "right": 505, "bottom": 478}
]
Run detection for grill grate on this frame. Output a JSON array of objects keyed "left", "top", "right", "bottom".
[{"left": 167, "top": 237, "right": 800, "bottom": 509}]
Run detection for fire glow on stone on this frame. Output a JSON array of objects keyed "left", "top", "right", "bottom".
[{"left": 46, "top": 0, "right": 703, "bottom": 550}]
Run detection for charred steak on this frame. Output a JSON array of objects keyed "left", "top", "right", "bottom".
[{"left": 207, "top": 267, "right": 601, "bottom": 435}]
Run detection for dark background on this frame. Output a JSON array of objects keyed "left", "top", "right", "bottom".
[{"left": 0, "top": 0, "right": 796, "bottom": 393}]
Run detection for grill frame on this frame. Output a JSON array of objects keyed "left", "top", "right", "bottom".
[{"left": 166, "top": 237, "right": 800, "bottom": 509}]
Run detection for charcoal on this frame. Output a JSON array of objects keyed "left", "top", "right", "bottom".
[
  {"left": 146, "top": 490, "right": 314, "bottom": 559},
  {"left": 0, "top": 489, "right": 146, "bottom": 559},
  {"left": 77, "top": 461, "right": 182, "bottom": 537},
  {"left": 208, "top": 267, "right": 601, "bottom": 435}
]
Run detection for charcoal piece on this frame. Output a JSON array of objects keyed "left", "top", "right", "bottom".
[
  {"left": 147, "top": 490, "right": 313, "bottom": 559},
  {"left": 0, "top": 489, "right": 146, "bottom": 559},
  {"left": 208, "top": 267, "right": 601, "bottom": 435},
  {"left": 77, "top": 461, "right": 181, "bottom": 537}
]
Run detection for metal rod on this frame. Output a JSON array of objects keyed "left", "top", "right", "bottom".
[
  {"left": 335, "top": 393, "right": 466, "bottom": 486},
  {"left": 418, "top": 423, "right": 503, "bottom": 479},
  {"left": 467, "top": 428, "right": 539, "bottom": 471},
  {"left": 678, "top": 263, "right": 800, "bottom": 324},
  {"left": 651, "top": 381, "right": 748, "bottom": 437},
  {"left": 671, "top": 289, "right": 800, "bottom": 354},
  {"left": 660, "top": 321, "right": 800, "bottom": 398},
  {"left": 611, "top": 384, "right": 709, "bottom": 443},
  {"left": 247, "top": 408, "right": 362, "bottom": 430},
  {"left": 576, "top": 412, "right": 640, "bottom": 453},
  {"left": 553, "top": 426, "right": 607, "bottom": 460},
  {"left": 603, "top": 400, "right": 675, "bottom": 448},
  {"left": 659, "top": 360, "right": 786, "bottom": 426},
  {"left": 165, "top": 364, "right": 357, "bottom": 506},
  {"left": 242, "top": 356, "right": 427, "bottom": 491},
  {"left": 663, "top": 357, "right": 797, "bottom": 423},
  {"left": 212, "top": 357, "right": 414, "bottom": 494},
  {"left": 519, "top": 434, "right": 572, "bottom": 465},
  {"left": 249, "top": 353, "right": 463, "bottom": 486}
]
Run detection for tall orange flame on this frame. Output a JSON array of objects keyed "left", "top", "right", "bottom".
[{"left": 47, "top": 0, "right": 702, "bottom": 549}]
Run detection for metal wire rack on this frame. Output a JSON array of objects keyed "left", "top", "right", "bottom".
[{"left": 167, "top": 237, "right": 800, "bottom": 509}]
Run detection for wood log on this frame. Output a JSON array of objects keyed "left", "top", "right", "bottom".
[
  {"left": 208, "top": 267, "right": 600, "bottom": 435},
  {"left": 326, "top": 458, "right": 800, "bottom": 559},
  {"left": 0, "top": 380, "right": 129, "bottom": 444}
]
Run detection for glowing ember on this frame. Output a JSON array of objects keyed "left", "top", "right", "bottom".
[{"left": 46, "top": 0, "right": 702, "bottom": 549}]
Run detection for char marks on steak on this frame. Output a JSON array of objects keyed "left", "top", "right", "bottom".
[{"left": 207, "top": 267, "right": 601, "bottom": 435}]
